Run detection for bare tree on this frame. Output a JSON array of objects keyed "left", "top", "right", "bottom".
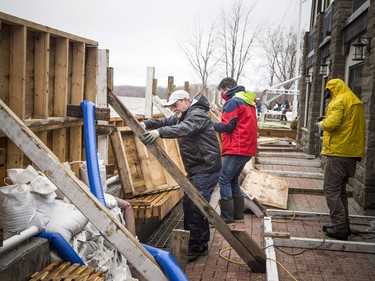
[
  {"left": 219, "top": 1, "right": 262, "bottom": 82},
  {"left": 178, "top": 20, "right": 221, "bottom": 91},
  {"left": 261, "top": 25, "right": 298, "bottom": 89}
]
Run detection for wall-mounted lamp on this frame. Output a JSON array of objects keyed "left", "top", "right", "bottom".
[
  {"left": 319, "top": 59, "right": 331, "bottom": 76},
  {"left": 352, "top": 37, "right": 372, "bottom": 61}
]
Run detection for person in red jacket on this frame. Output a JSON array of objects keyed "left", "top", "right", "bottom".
[{"left": 212, "top": 77, "right": 258, "bottom": 223}]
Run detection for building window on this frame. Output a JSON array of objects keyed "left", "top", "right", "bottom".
[{"left": 349, "top": 63, "right": 364, "bottom": 99}]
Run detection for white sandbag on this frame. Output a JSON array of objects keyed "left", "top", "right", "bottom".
[
  {"left": 80, "top": 159, "right": 107, "bottom": 192},
  {"left": 104, "top": 193, "right": 118, "bottom": 209},
  {"left": 45, "top": 200, "right": 88, "bottom": 242},
  {"left": 0, "top": 184, "right": 44, "bottom": 240},
  {"left": 6, "top": 165, "right": 38, "bottom": 184},
  {"left": 31, "top": 192, "right": 56, "bottom": 227}
]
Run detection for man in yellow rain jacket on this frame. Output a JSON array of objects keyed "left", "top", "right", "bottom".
[{"left": 316, "top": 78, "right": 365, "bottom": 240}]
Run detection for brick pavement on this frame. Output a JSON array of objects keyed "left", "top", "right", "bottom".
[{"left": 185, "top": 139, "right": 375, "bottom": 281}]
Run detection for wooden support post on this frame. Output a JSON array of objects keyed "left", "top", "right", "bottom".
[
  {"left": 109, "top": 129, "right": 135, "bottom": 196},
  {"left": 108, "top": 90, "right": 267, "bottom": 273},
  {"left": 0, "top": 99, "right": 167, "bottom": 281},
  {"left": 171, "top": 229, "right": 190, "bottom": 271},
  {"left": 52, "top": 37, "right": 69, "bottom": 162},
  {"left": 167, "top": 76, "right": 174, "bottom": 100},
  {"left": 69, "top": 42, "right": 85, "bottom": 176},
  {"left": 34, "top": 32, "right": 50, "bottom": 146},
  {"left": 8, "top": 25, "right": 26, "bottom": 169},
  {"left": 145, "top": 67, "right": 155, "bottom": 119},
  {"left": 97, "top": 49, "right": 109, "bottom": 165}
]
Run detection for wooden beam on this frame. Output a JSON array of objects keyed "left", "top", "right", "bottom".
[
  {"left": 67, "top": 105, "right": 110, "bottom": 121},
  {"left": 52, "top": 37, "right": 69, "bottom": 162},
  {"left": 97, "top": 49, "right": 109, "bottom": 165},
  {"left": 273, "top": 236, "right": 375, "bottom": 254},
  {"left": 8, "top": 25, "right": 26, "bottom": 168},
  {"left": 145, "top": 67, "right": 155, "bottom": 119},
  {"left": 0, "top": 12, "right": 98, "bottom": 46},
  {"left": 257, "top": 159, "right": 322, "bottom": 167},
  {"left": 266, "top": 209, "right": 375, "bottom": 226},
  {"left": 261, "top": 170, "right": 323, "bottom": 179},
  {"left": 69, "top": 42, "right": 85, "bottom": 176},
  {"left": 109, "top": 130, "right": 135, "bottom": 196},
  {"left": 171, "top": 229, "right": 190, "bottom": 271},
  {"left": 257, "top": 152, "right": 316, "bottom": 159},
  {"left": 263, "top": 217, "right": 279, "bottom": 281},
  {"left": 108, "top": 90, "right": 267, "bottom": 273},
  {"left": 34, "top": 32, "right": 50, "bottom": 148},
  {"left": 0, "top": 99, "right": 167, "bottom": 281}
]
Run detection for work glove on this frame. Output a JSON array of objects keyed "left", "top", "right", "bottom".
[
  {"left": 139, "top": 121, "right": 146, "bottom": 130},
  {"left": 143, "top": 130, "right": 160, "bottom": 144},
  {"left": 316, "top": 121, "right": 323, "bottom": 130}
]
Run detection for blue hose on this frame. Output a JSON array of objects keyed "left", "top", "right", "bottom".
[
  {"left": 142, "top": 244, "right": 189, "bottom": 281},
  {"left": 80, "top": 100, "right": 106, "bottom": 207},
  {"left": 37, "top": 232, "right": 84, "bottom": 265},
  {"left": 81, "top": 100, "right": 186, "bottom": 280}
]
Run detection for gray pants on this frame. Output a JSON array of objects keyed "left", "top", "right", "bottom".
[{"left": 323, "top": 156, "right": 357, "bottom": 233}]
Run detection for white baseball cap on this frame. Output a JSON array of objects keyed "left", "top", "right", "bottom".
[{"left": 163, "top": 90, "right": 190, "bottom": 107}]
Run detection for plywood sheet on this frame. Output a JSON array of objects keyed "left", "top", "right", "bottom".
[{"left": 242, "top": 169, "right": 288, "bottom": 209}]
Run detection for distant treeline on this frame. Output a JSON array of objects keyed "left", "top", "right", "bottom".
[{"left": 114, "top": 85, "right": 168, "bottom": 99}]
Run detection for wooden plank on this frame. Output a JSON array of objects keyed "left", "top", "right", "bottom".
[
  {"left": 67, "top": 105, "right": 110, "bottom": 121},
  {"left": 69, "top": 42, "right": 85, "bottom": 176},
  {"left": 84, "top": 46, "right": 97, "bottom": 103},
  {"left": 152, "top": 95, "right": 173, "bottom": 117},
  {"left": 266, "top": 209, "right": 375, "bottom": 226},
  {"left": 263, "top": 217, "right": 279, "bottom": 281},
  {"left": 261, "top": 170, "right": 324, "bottom": 179},
  {"left": 0, "top": 99, "right": 167, "bottom": 281},
  {"left": 34, "top": 32, "right": 50, "bottom": 147},
  {"left": 7, "top": 25, "right": 26, "bottom": 169},
  {"left": 257, "top": 159, "right": 322, "bottom": 167},
  {"left": 171, "top": 229, "right": 190, "bottom": 271},
  {"left": 97, "top": 49, "right": 109, "bottom": 165},
  {"left": 52, "top": 37, "right": 68, "bottom": 162},
  {"left": 109, "top": 130, "right": 135, "bottom": 196},
  {"left": 121, "top": 132, "right": 145, "bottom": 191},
  {"left": 242, "top": 169, "right": 289, "bottom": 209},
  {"left": 108, "top": 90, "right": 267, "bottom": 272},
  {"left": 134, "top": 136, "right": 162, "bottom": 191},
  {"left": 0, "top": 12, "right": 98, "bottom": 46},
  {"left": 145, "top": 67, "right": 154, "bottom": 119},
  {"left": 242, "top": 191, "right": 267, "bottom": 217},
  {"left": 139, "top": 137, "right": 169, "bottom": 189},
  {"left": 257, "top": 151, "right": 316, "bottom": 159},
  {"left": 273, "top": 236, "right": 375, "bottom": 254}
]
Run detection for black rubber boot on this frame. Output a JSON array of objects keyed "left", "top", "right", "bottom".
[
  {"left": 233, "top": 195, "right": 245, "bottom": 220},
  {"left": 220, "top": 199, "right": 234, "bottom": 224}
]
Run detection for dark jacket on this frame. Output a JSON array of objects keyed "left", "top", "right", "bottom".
[
  {"left": 213, "top": 86, "right": 258, "bottom": 157},
  {"left": 143, "top": 94, "right": 221, "bottom": 176}
]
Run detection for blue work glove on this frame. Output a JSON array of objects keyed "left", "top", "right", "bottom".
[{"left": 143, "top": 130, "right": 160, "bottom": 144}]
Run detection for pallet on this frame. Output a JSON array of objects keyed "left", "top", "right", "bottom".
[
  {"left": 29, "top": 261, "right": 104, "bottom": 281},
  {"left": 129, "top": 187, "right": 184, "bottom": 220}
]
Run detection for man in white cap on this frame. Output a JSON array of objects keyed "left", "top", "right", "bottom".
[{"left": 141, "top": 90, "right": 221, "bottom": 261}]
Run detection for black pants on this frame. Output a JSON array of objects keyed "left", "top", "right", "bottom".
[{"left": 183, "top": 172, "right": 219, "bottom": 253}]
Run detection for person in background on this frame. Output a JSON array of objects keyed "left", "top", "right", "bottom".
[
  {"left": 212, "top": 77, "right": 258, "bottom": 223},
  {"left": 316, "top": 78, "right": 365, "bottom": 240},
  {"left": 280, "top": 100, "right": 289, "bottom": 121},
  {"left": 256, "top": 97, "right": 262, "bottom": 120},
  {"left": 141, "top": 90, "right": 221, "bottom": 261}
]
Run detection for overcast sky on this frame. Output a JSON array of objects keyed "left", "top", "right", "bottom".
[{"left": 1, "top": 0, "right": 311, "bottom": 90}]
